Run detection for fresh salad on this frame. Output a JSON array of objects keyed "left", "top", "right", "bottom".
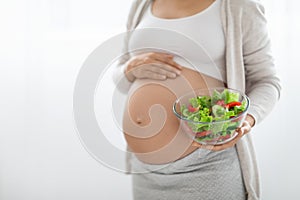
[{"left": 180, "top": 89, "right": 248, "bottom": 144}]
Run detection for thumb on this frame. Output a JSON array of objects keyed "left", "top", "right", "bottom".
[
  {"left": 191, "top": 141, "right": 201, "bottom": 148},
  {"left": 237, "top": 121, "right": 251, "bottom": 136}
]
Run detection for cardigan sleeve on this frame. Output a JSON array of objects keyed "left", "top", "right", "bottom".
[
  {"left": 112, "top": 0, "right": 144, "bottom": 94},
  {"left": 242, "top": 1, "right": 282, "bottom": 124}
]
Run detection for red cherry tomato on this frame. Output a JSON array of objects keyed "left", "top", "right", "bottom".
[
  {"left": 195, "top": 130, "right": 212, "bottom": 137},
  {"left": 226, "top": 101, "right": 241, "bottom": 109},
  {"left": 188, "top": 105, "right": 199, "bottom": 113}
]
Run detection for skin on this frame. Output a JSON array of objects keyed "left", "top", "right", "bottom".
[
  {"left": 124, "top": 64, "right": 227, "bottom": 164},
  {"left": 151, "top": 0, "right": 216, "bottom": 19},
  {"left": 191, "top": 118, "right": 254, "bottom": 151},
  {"left": 124, "top": 0, "right": 255, "bottom": 163}
]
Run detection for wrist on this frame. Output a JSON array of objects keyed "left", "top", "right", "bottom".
[{"left": 124, "top": 62, "right": 136, "bottom": 82}]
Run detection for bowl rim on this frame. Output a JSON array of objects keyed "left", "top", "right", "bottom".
[{"left": 172, "top": 87, "right": 250, "bottom": 124}]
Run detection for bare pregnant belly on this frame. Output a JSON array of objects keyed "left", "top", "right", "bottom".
[{"left": 123, "top": 68, "right": 226, "bottom": 164}]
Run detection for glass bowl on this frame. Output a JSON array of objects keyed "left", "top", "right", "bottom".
[{"left": 173, "top": 88, "right": 250, "bottom": 145}]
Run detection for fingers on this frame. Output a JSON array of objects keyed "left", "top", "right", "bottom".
[
  {"left": 130, "top": 64, "right": 171, "bottom": 79},
  {"left": 211, "top": 131, "right": 244, "bottom": 151},
  {"left": 139, "top": 71, "right": 167, "bottom": 80},
  {"left": 145, "top": 52, "right": 183, "bottom": 71},
  {"left": 237, "top": 121, "right": 251, "bottom": 135},
  {"left": 191, "top": 141, "right": 213, "bottom": 150},
  {"left": 191, "top": 132, "right": 242, "bottom": 151},
  {"left": 153, "top": 55, "right": 183, "bottom": 70},
  {"left": 131, "top": 63, "right": 181, "bottom": 79},
  {"left": 126, "top": 52, "right": 184, "bottom": 80},
  {"left": 152, "top": 62, "right": 182, "bottom": 75},
  {"left": 147, "top": 63, "right": 180, "bottom": 78},
  {"left": 192, "top": 121, "right": 252, "bottom": 151}
]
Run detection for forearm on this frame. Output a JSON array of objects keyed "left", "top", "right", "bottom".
[
  {"left": 112, "top": 62, "right": 133, "bottom": 94},
  {"left": 246, "top": 81, "right": 280, "bottom": 125}
]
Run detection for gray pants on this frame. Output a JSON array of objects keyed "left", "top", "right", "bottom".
[{"left": 131, "top": 147, "right": 246, "bottom": 200}]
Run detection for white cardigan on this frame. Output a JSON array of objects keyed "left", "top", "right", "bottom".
[{"left": 114, "top": 0, "right": 281, "bottom": 199}]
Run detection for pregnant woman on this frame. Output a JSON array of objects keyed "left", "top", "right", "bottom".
[{"left": 113, "top": 0, "right": 281, "bottom": 199}]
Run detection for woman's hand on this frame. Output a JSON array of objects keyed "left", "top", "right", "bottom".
[
  {"left": 192, "top": 114, "right": 255, "bottom": 151},
  {"left": 124, "top": 52, "right": 183, "bottom": 82}
]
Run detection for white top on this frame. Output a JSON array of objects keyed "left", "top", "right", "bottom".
[{"left": 128, "top": 0, "right": 226, "bottom": 82}]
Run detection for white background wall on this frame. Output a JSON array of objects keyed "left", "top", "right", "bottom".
[{"left": 0, "top": 0, "right": 299, "bottom": 199}]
